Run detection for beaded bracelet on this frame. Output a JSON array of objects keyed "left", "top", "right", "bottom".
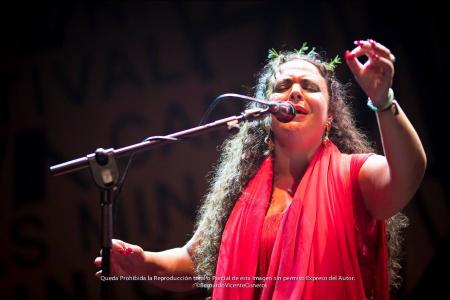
[{"left": 367, "top": 88, "right": 395, "bottom": 112}]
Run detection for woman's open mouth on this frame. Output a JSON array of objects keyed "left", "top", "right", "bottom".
[{"left": 293, "top": 104, "right": 309, "bottom": 115}]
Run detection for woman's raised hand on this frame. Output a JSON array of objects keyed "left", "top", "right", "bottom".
[{"left": 345, "top": 39, "right": 396, "bottom": 105}]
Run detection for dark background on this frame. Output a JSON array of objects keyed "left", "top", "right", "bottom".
[{"left": 0, "top": 1, "right": 448, "bottom": 299}]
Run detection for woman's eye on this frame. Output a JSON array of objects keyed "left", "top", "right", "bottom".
[
  {"left": 302, "top": 81, "right": 320, "bottom": 92},
  {"left": 274, "top": 81, "right": 291, "bottom": 92}
]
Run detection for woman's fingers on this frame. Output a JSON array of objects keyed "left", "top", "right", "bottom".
[
  {"left": 94, "top": 255, "right": 123, "bottom": 276},
  {"left": 371, "top": 55, "right": 394, "bottom": 71},
  {"left": 94, "top": 257, "right": 102, "bottom": 267},
  {"left": 344, "top": 39, "right": 395, "bottom": 101},
  {"left": 353, "top": 39, "right": 395, "bottom": 63},
  {"left": 95, "top": 240, "right": 144, "bottom": 278},
  {"left": 345, "top": 49, "right": 363, "bottom": 76},
  {"left": 345, "top": 39, "right": 395, "bottom": 77},
  {"left": 369, "top": 39, "right": 396, "bottom": 62},
  {"left": 111, "top": 239, "right": 135, "bottom": 255},
  {"left": 112, "top": 239, "right": 127, "bottom": 248},
  {"left": 97, "top": 240, "right": 130, "bottom": 257}
]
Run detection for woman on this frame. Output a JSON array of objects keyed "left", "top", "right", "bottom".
[{"left": 95, "top": 39, "right": 426, "bottom": 299}]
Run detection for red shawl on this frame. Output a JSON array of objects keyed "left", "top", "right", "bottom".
[{"left": 212, "top": 142, "right": 388, "bottom": 299}]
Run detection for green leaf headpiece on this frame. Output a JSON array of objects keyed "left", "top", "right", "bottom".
[{"left": 267, "top": 42, "right": 341, "bottom": 73}]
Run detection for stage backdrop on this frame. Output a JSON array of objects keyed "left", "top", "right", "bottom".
[{"left": 1, "top": 2, "right": 448, "bottom": 300}]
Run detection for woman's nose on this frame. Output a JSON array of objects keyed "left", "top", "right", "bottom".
[{"left": 289, "top": 85, "right": 302, "bottom": 102}]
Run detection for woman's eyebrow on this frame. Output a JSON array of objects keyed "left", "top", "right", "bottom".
[
  {"left": 276, "top": 75, "right": 320, "bottom": 84},
  {"left": 275, "top": 77, "right": 292, "bottom": 83}
]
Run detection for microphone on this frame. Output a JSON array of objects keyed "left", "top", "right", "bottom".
[
  {"left": 198, "top": 93, "right": 298, "bottom": 126},
  {"left": 267, "top": 101, "right": 296, "bottom": 123}
]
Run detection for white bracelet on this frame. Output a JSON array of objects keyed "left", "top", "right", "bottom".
[{"left": 367, "top": 89, "right": 394, "bottom": 112}]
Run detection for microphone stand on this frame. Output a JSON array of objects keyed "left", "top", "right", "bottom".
[{"left": 49, "top": 107, "right": 269, "bottom": 300}]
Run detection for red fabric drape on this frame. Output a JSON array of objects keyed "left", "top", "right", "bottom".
[{"left": 212, "top": 142, "right": 388, "bottom": 300}]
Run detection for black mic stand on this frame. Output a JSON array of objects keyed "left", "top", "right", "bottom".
[{"left": 49, "top": 107, "right": 269, "bottom": 300}]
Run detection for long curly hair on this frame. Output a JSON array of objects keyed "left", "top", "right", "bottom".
[{"left": 192, "top": 51, "right": 408, "bottom": 290}]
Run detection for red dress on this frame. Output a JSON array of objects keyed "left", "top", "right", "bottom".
[{"left": 212, "top": 142, "right": 388, "bottom": 300}]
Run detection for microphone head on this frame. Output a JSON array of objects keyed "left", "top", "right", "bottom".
[{"left": 269, "top": 102, "right": 296, "bottom": 123}]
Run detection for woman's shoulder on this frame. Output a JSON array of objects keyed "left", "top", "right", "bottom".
[
  {"left": 338, "top": 152, "right": 377, "bottom": 181},
  {"left": 343, "top": 152, "right": 376, "bottom": 168}
]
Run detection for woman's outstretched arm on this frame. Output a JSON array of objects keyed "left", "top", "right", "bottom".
[
  {"left": 94, "top": 231, "right": 200, "bottom": 292},
  {"left": 345, "top": 39, "right": 427, "bottom": 219}
]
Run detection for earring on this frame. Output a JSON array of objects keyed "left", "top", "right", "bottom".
[
  {"left": 265, "top": 135, "right": 275, "bottom": 152},
  {"left": 263, "top": 118, "right": 275, "bottom": 153},
  {"left": 322, "top": 119, "right": 332, "bottom": 145}
]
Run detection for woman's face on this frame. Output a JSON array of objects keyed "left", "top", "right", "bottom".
[{"left": 269, "top": 59, "right": 330, "bottom": 147}]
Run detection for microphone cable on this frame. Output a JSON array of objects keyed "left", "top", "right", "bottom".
[
  {"left": 198, "top": 93, "right": 272, "bottom": 126},
  {"left": 112, "top": 93, "right": 273, "bottom": 232}
]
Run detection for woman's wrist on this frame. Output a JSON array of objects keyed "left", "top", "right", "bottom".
[{"left": 367, "top": 88, "right": 395, "bottom": 112}]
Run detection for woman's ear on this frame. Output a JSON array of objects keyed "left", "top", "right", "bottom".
[{"left": 327, "top": 115, "right": 334, "bottom": 125}]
